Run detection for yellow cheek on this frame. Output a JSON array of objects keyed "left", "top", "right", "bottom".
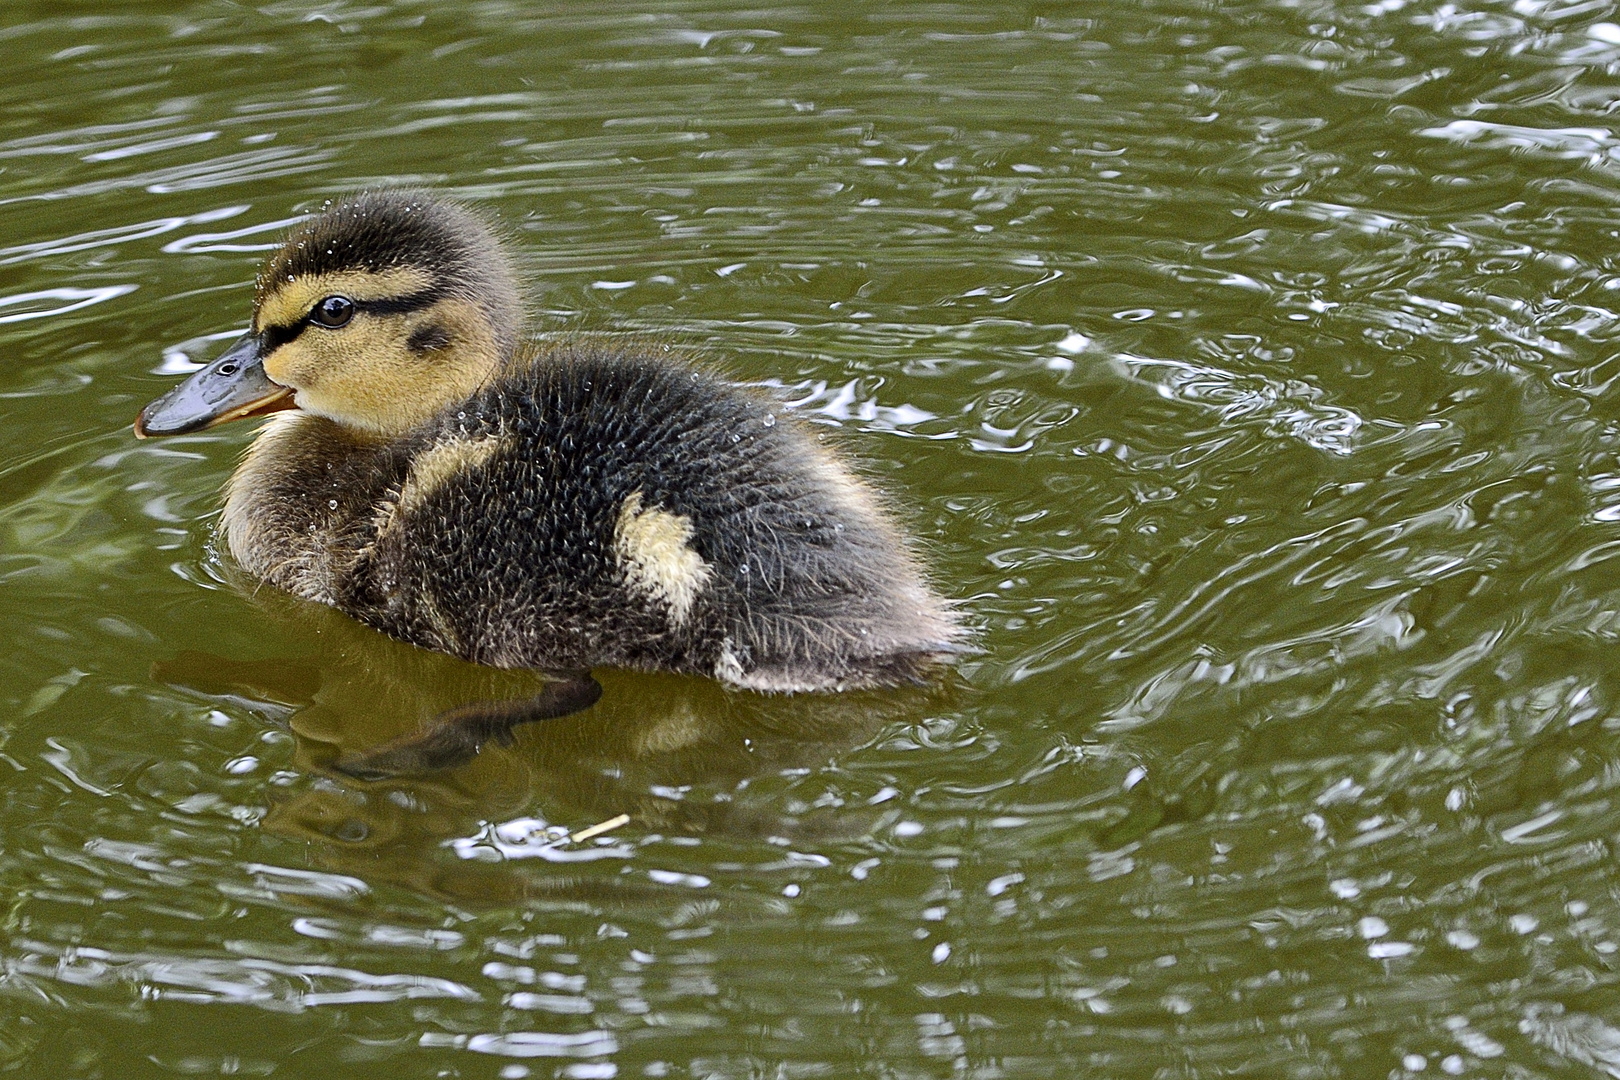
[
  {"left": 262, "top": 342, "right": 314, "bottom": 389},
  {"left": 262, "top": 347, "right": 293, "bottom": 387}
]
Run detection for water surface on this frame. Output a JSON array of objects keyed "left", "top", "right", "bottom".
[{"left": 5, "top": 1, "right": 1620, "bottom": 1076}]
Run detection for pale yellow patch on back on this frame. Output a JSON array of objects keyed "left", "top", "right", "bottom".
[
  {"left": 256, "top": 267, "right": 434, "bottom": 331},
  {"left": 397, "top": 433, "right": 507, "bottom": 516},
  {"left": 614, "top": 491, "right": 711, "bottom": 627}
]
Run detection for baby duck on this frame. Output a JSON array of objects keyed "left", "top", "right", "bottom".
[{"left": 135, "top": 190, "right": 962, "bottom": 778}]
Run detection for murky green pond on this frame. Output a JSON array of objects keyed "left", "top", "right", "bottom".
[{"left": 8, "top": 1, "right": 1620, "bottom": 1075}]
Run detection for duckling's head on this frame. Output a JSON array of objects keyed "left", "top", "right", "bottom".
[{"left": 136, "top": 190, "right": 522, "bottom": 440}]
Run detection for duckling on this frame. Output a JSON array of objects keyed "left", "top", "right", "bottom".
[{"left": 135, "top": 190, "right": 963, "bottom": 778}]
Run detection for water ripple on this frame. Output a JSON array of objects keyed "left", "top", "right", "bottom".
[
  {"left": 1, "top": 943, "right": 479, "bottom": 1011},
  {"left": 0, "top": 285, "right": 135, "bottom": 325}
]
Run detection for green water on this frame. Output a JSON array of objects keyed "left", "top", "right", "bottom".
[{"left": 5, "top": 1, "right": 1620, "bottom": 1075}]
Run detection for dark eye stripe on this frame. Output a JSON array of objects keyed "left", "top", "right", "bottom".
[
  {"left": 353, "top": 284, "right": 447, "bottom": 317},
  {"left": 259, "top": 284, "right": 450, "bottom": 350},
  {"left": 262, "top": 322, "right": 302, "bottom": 351}
]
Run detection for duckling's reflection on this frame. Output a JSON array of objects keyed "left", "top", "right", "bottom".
[{"left": 154, "top": 594, "right": 947, "bottom": 902}]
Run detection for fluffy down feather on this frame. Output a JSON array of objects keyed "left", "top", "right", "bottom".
[{"left": 224, "top": 344, "right": 962, "bottom": 692}]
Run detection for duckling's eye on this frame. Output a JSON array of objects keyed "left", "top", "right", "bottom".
[{"left": 311, "top": 295, "right": 355, "bottom": 328}]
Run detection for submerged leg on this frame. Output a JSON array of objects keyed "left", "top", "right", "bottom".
[{"left": 333, "top": 671, "right": 602, "bottom": 781}]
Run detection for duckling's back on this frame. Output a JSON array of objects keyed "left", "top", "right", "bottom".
[{"left": 282, "top": 345, "right": 962, "bottom": 691}]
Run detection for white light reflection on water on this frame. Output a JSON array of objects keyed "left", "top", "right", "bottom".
[
  {"left": 3, "top": 944, "right": 479, "bottom": 1011},
  {"left": 0, "top": 285, "right": 136, "bottom": 325}
]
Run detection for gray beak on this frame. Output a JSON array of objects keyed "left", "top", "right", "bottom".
[{"left": 133, "top": 333, "right": 295, "bottom": 438}]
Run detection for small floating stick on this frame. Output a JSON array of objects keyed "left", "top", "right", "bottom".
[{"left": 569, "top": 813, "right": 631, "bottom": 844}]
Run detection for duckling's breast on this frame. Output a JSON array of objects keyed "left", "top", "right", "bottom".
[{"left": 222, "top": 412, "right": 408, "bottom": 606}]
